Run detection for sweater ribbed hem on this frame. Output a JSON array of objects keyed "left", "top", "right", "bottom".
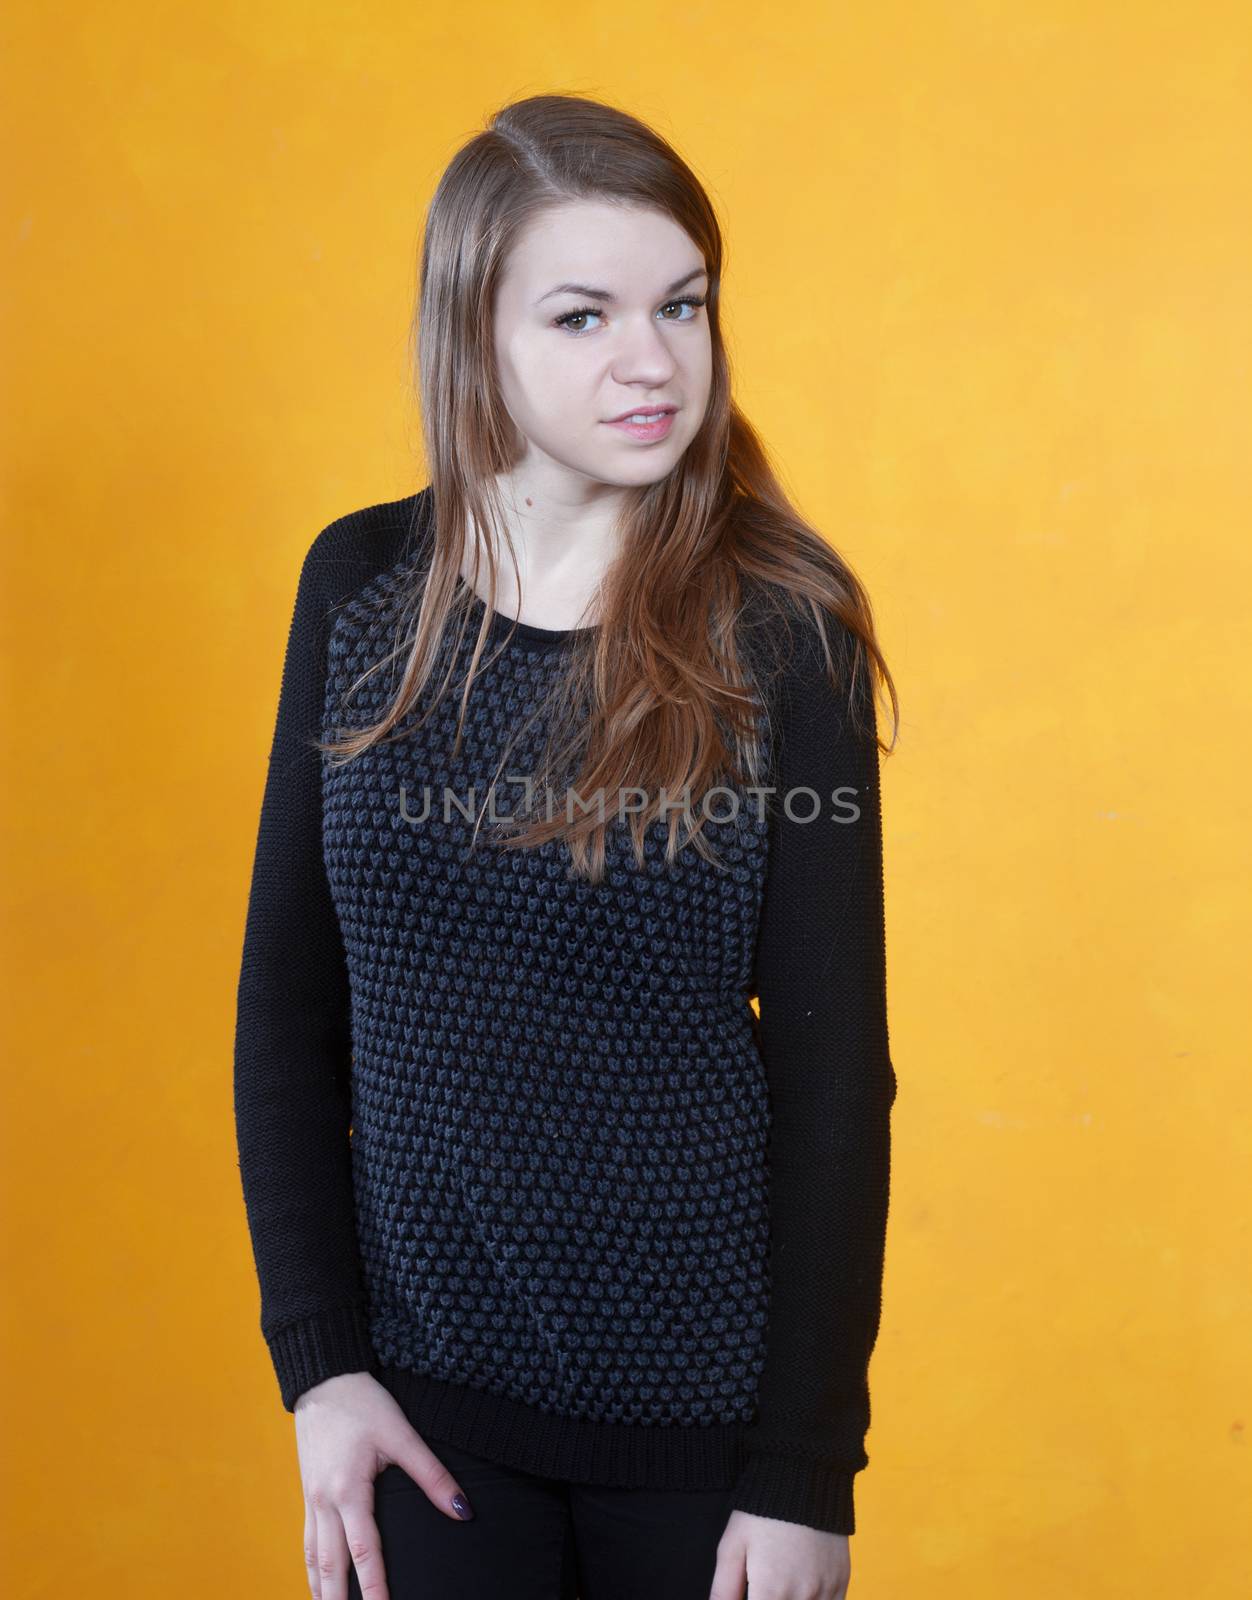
[
  {"left": 268, "top": 1306, "right": 377, "bottom": 1411},
  {"left": 374, "top": 1362, "right": 751, "bottom": 1491},
  {"left": 730, "top": 1448, "right": 858, "bottom": 1536}
]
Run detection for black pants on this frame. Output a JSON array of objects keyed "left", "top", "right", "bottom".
[{"left": 347, "top": 1431, "right": 737, "bottom": 1600}]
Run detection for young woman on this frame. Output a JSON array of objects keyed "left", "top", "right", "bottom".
[{"left": 234, "top": 93, "right": 899, "bottom": 1600}]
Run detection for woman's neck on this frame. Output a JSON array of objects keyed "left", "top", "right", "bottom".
[{"left": 460, "top": 479, "right": 623, "bottom": 632}]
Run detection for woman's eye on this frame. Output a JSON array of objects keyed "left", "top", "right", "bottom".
[
  {"left": 553, "top": 307, "right": 604, "bottom": 335},
  {"left": 659, "top": 297, "right": 704, "bottom": 322},
  {"left": 553, "top": 295, "right": 706, "bottom": 337}
]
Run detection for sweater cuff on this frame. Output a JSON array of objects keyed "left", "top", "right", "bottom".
[
  {"left": 731, "top": 1449, "right": 859, "bottom": 1536},
  {"left": 267, "top": 1306, "right": 377, "bottom": 1411}
]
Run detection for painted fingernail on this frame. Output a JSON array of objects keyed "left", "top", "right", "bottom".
[{"left": 451, "top": 1492, "right": 475, "bottom": 1520}]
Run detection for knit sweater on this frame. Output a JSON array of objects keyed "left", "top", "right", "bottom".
[{"left": 232, "top": 486, "right": 896, "bottom": 1537}]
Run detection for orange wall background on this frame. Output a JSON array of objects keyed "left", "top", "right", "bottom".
[{"left": 3, "top": 3, "right": 1249, "bottom": 1594}]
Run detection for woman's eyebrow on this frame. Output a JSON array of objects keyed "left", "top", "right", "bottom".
[{"left": 535, "top": 266, "right": 708, "bottom": 306}]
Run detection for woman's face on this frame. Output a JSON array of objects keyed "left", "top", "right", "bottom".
[{"left": 492, "top": 200, "right": 713, "bottom": 489}]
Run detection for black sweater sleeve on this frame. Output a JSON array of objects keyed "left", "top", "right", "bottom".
[
  {"left": 731, "top": 613, "right": 898, "bottom": 1537},
  {"left": 232, "top": 517, "right": 390, "bottom": 1410}
]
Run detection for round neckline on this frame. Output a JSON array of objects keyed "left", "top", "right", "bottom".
[{"left": 469, "top": 591, "right": 600, "bottom": 648}]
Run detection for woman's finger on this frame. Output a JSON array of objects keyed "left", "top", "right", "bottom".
[
  {"left": 393, "top": 1438, "right": 476, "bottom": 1522},
  {"left": 313, "top": 1496, "right": 351, "bottom": 1600},
  {"left": 303, "top": 1496, "right": 320, "bottom": 1600},
  {"left": 707, "top": 1533, "right": 747, "bottom": 1600},
  {"left": 339, "top": 1494, "right": 390, "bottom": 1600}
]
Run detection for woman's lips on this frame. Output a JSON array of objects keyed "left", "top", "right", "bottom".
[{"left": 604, "top": 410, "right": 676, "bottom": 442}]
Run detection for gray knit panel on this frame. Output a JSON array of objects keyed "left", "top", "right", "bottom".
[{"left": 321, "top": 562, "right": 774, "bottom": 1427}]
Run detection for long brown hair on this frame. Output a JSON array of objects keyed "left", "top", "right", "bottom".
[{"left": 320, "top": 91, "right": 898, "bottom": 883}]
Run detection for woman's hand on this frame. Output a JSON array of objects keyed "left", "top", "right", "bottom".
[
  {"left": 709, "top": 1508, "right": 851, "bottom": 1600},
  {"left": 293, "top": 1371, "right": 475, "bottom": 1600}
]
